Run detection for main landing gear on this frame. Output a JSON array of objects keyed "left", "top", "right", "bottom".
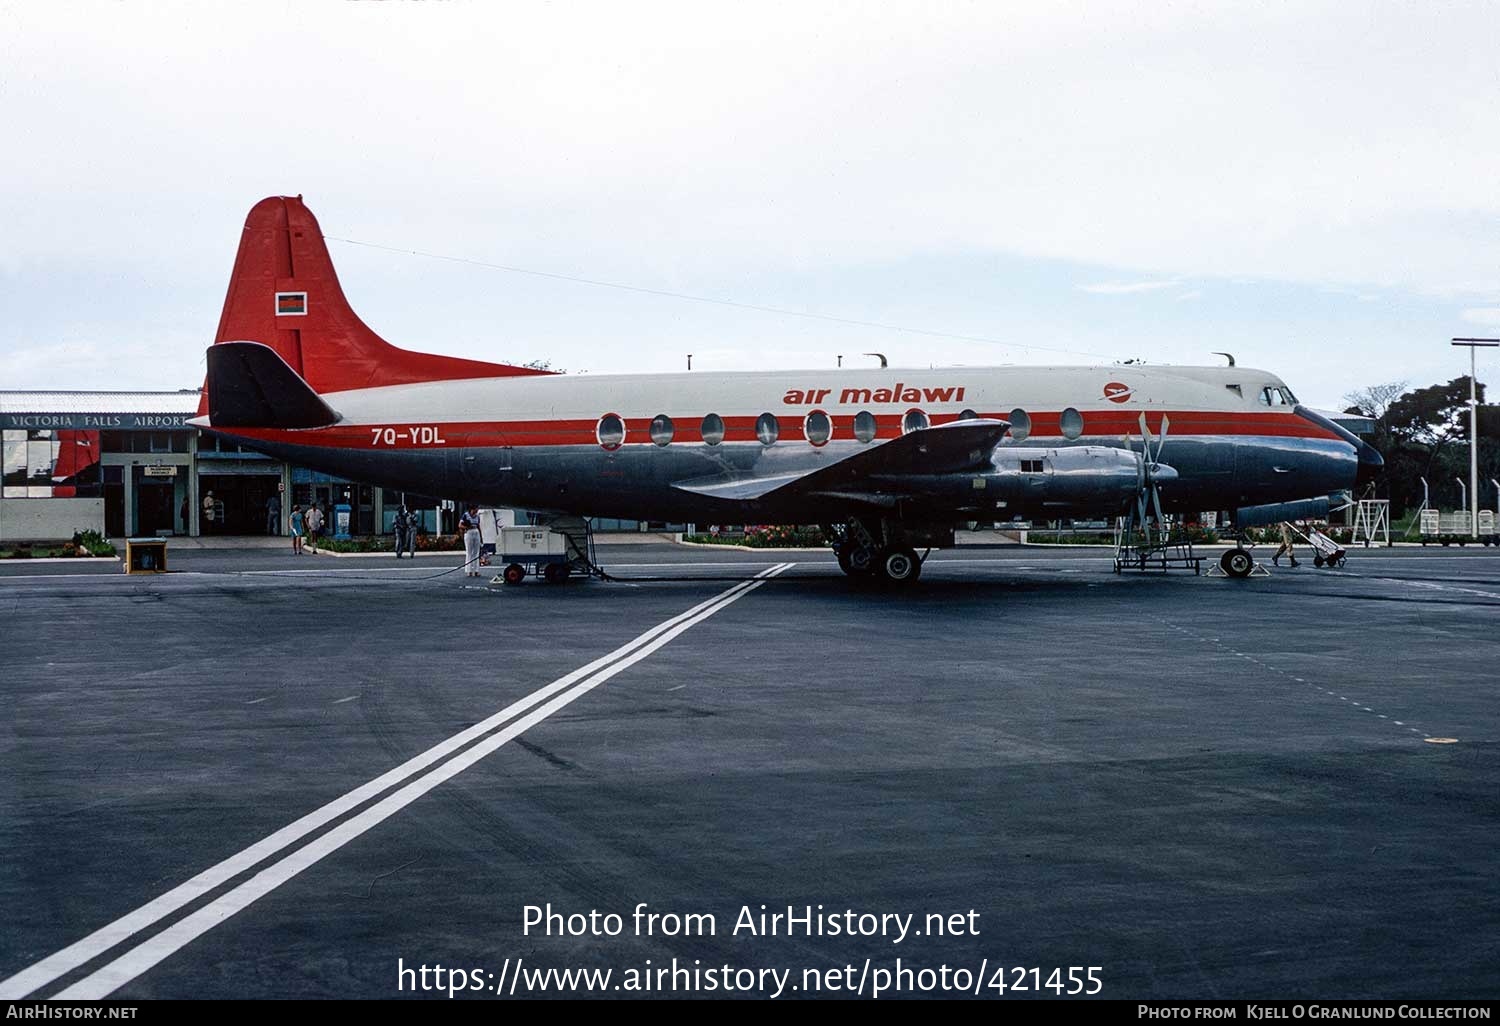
[{"left": 828, "top": 519, "right": 925, "bottom": 587}]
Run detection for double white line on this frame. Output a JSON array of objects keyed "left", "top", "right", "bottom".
[{"left": 1, "top": 564, "right": 792, "bottom": 1000}]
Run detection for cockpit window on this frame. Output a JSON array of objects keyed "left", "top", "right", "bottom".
[
  {"left": 1278, "top": 387, "right": 1298, "bottom": 406},
  {"left": 1258, "top": 386, "right": 1290, "bottom": 407}
]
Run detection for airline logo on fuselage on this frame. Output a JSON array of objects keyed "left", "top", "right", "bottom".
[
  {"left": 782, "top": 384, "right": 967, "bottom": 406},
  {"left": 1102, "top": 381, "right": 1133, "bottom": 403}
]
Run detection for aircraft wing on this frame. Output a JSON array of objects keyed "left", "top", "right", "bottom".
[{"left": 672, "top": 419, "right": 1008, "bottom": 502}]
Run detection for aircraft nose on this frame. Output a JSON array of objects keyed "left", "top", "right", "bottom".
[{"left": 1356, "top": 441, "right": 1384, "bottom": 488}]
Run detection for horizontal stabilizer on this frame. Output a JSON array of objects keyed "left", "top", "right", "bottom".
[
  {"left": 206, "top": 341, "right": 340, "bottom": 428},
  {"left": 673, "top": 418, "right": 1008, "bottom": 503}
]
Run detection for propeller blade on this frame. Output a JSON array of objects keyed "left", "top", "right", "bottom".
[
  {"left": 1155, "top": 414, "right": 1170, "bottom": 463},
  {"left": 1134, "top": 413, "right": 1149, "bottom": 487}
]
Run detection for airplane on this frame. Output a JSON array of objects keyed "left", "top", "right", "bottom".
[{"left": 194, "top": 196, "right": 1383, "bottom": 585}]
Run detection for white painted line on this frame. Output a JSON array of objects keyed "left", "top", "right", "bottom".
[
  {"left": 332, "top": 696, "right": 359, "bottom": 705},
  {"left": 0, "top": 564, "right": 790, "bottom": 1001},
  {"left": 666, "top": 684, "right": 687, "bottom": 692},
  {"left": 52, "top": 562, "right": 792, "bottom": 999},
  {"left": 244, "top": 698, "right": 269, "bottom": 706}
]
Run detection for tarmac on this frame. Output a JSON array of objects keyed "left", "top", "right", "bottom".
[{"left": 1, "top": 539, "right": 1497, "bottom": 1000}]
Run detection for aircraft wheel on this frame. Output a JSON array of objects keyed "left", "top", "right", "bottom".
[
  {"left": 543, "top": 563, "right": 569, "bottom": 584},
  {"left": 844, "top": 545, "right": 876, "bottom": 576},
  {"left": 878, "top": 547, "right": 922, "bottom": 585},
  {"left": 503, "top": 563, "right": 527, "bottom": 586},
  {"left": 1220, "top": 549, "right": 1254, "bottom": 579}
]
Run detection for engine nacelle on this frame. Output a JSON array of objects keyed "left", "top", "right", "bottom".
[{"left": 1234, "top": 496, "right": 1334, "bottom": 528}]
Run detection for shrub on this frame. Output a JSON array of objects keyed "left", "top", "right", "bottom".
[
  {"left": 686, "top": 525, "right": 827, "bottom": 548},
  {"left": 71, "top": 530, "right": 116, "bottom": 557}
]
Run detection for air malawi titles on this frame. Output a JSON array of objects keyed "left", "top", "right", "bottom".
[{"left": 781, "top": 384, "right": 968, "bottom": 405}]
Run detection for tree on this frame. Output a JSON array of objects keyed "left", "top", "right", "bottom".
[
  {"left": 1346, "top": 377, "right": 1491, "bottom": 514},
  {"left": 1342, "top": 381, "right": 1407, "bottom": 422}
]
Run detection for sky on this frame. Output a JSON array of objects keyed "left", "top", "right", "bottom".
[{"left": 2, "top": 0, "right": 1498, "bottom": 411}]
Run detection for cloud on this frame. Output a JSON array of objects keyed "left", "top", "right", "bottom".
[
  {"left": 1460, "top": 309, "right": 1500, "bottom": 327},
  {"left": 1077, "top": 280, "right": 1181, "bottom": 295}
]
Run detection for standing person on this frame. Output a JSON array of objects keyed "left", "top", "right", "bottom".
[
  {"left": 460, "top": 503, "right": 481, "bottom": 577},
  {"left": 179, "top": 496, "right": 190, "bottom": 535},
  {"left": 306, "top": 502, "right": 324, "bottom": 553},
  {"left": 202, "top": 490, "right": 216, "bottom": 533},
  {"left": 1272, "top": 521, "right": 1300, "bottom": 567},
  {"left": 289, "top": 504, "right": 304, "bottom": 556},
  {"left": 396, "top": 503, "right": 417, "bottom": 558},
  {"left": 266, "top": 493, "right": 281, "bottom": 535}
]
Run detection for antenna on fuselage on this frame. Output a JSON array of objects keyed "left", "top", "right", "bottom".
[
  {"left": 863, "top": 352, "right": 888, "bottom": 368},
  {"left": 1212, "top": 352, "right": 1236, "bottom": 366}
]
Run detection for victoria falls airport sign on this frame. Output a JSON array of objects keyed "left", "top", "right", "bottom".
[{"left": 1, "top": 414, "right": 192, "bottom": 430}]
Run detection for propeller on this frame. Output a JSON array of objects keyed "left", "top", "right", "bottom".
[{"left": 1130, "top": 412, "right": 1172, "bottom": 535}]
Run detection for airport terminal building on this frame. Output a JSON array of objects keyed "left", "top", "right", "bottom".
[
  {"left": 1, "top": 390, "right": 655, "bottom": 542},
  {"left": 0, "top": 390, "right": 396, "bottom": 542}
]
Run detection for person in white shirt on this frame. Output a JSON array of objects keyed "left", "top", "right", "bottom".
[{"left": 460, "top": 504, "right": 482, "bottom": 577}]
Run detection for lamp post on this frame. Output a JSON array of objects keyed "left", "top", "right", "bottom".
[{"left": 1450, "top": 339, "right": 1497, "bottom": 538}]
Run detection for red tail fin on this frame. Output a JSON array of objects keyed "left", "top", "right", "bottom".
[{"left": 211, "top": 196, "right": 551, "bottom": 397}]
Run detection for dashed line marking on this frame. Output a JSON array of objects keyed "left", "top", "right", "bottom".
[
  {"left": 332, "top": 695, "right": 359, "bottom": 704},
  {"left": 1166, "top": 621, "right": 1432, "bottom": 741}
]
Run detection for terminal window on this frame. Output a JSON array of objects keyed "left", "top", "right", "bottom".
[{"left": 2, "top": 429, "right": 101, "bottom": 498}]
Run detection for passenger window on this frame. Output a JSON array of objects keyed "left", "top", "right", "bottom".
[
  {"left": 958, "top": 408, "right": 980, "bottom": 421},
  {"left": 1059, "top": 407, "right": 1084, "bottom": 439},
  {"left": 700, "top": 413, "right": 725, "bottom": 446},
  {"left": 596, "top": 414, "right": 625, "bottom": 450},
  {"left": 755, "top": 413, "right": 779, "bottom": 446},
  {"left": 649, "top": 414, "right": 674, "bottom": 446},
  {"left": 1008, "top": 409, "right": 1031, "bottom": 441},
  {"left": 902, "top": 409, "right": 929, "bottom": 434},
  {"left": 804, "top": 410, "right": 831, "bottom": 446},
  {"left": 853, "top": 410, "right": 877, "bottom": 443}
]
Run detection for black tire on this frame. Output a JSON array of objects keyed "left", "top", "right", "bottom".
[
  {"left": 543, "top": 563, "right": 569, "bottom": 584},
  {"left": 1221, "top": 549, "right": 1254, "bottom": 579},
  {"left": 1314, "top": 554, "right": 1325, "bottom": 568},
  {"left": 845, "top": 545, "right": 876, "bottom": 576},
  {"left": 878, "top": 547, "right": 922, "bottom": 585},
  {"left": 503, "top": 563, "right": 526, "bottom": 585}
]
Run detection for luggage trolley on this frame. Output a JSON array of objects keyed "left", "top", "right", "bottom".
[
  {"left": 495, "top": 518, "right": 599, "bottom": 585},
  {"left": 1305, "top": 526, "right": 1348, "bottom": 568}
]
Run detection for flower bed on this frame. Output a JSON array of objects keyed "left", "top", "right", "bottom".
[
  {"left": 0, "top": 530, "right": 117, "bottom": 559},
  {"left": 305, "top": 533, "right": 463, "bottom": 552}
]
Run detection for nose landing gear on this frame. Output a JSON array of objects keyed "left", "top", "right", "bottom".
[{"left": 1219, "top": 547, "right": 1255, "bottom": 579}]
